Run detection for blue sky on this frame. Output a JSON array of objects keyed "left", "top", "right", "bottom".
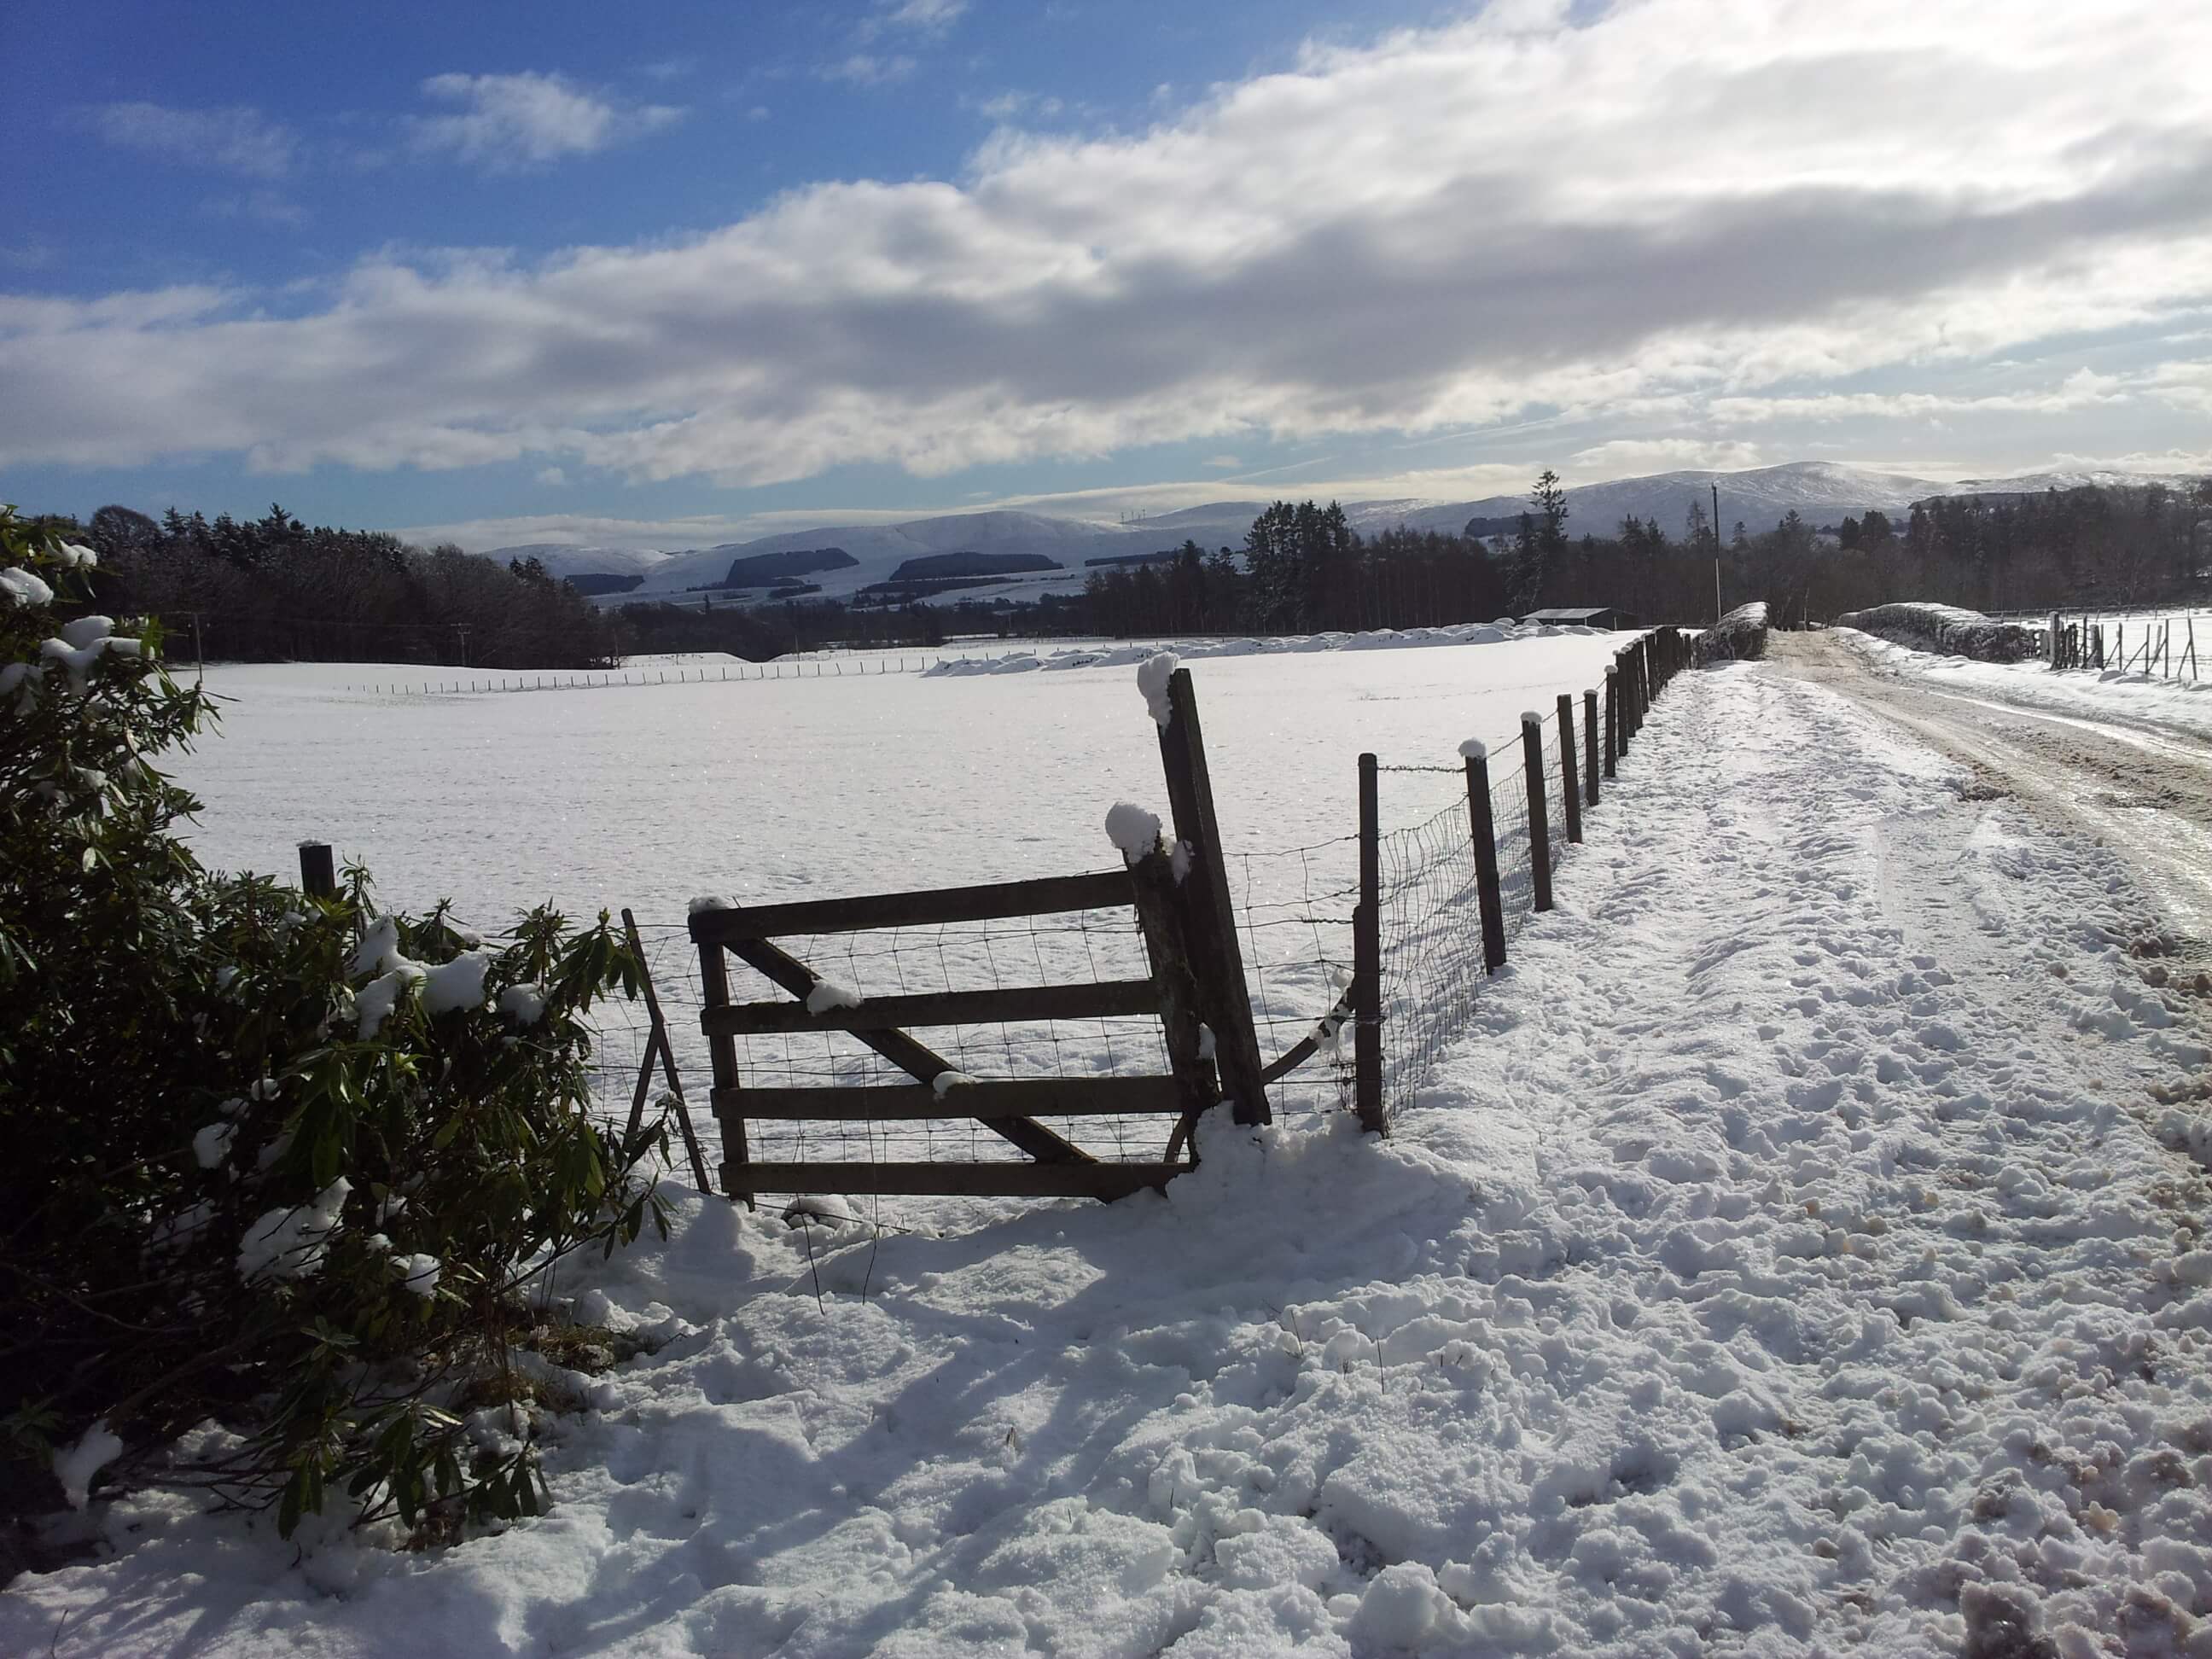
[{"left": 6, "top": 0, "right": 2209, "bottom": 550}]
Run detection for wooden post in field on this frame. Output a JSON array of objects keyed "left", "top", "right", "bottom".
[
  {"left": 1604, "top": 666, "right": 1619, "bottom": 777},
  {"left": 298, "top": 842, "right": 336, "bottom": 899},
  {"left": 1557, "top": 694, "right": 1582, "bottom": 844},
  {"left": 1522, "top": 713, "right": 1553, "bottom": 913},
  {"left": 2049, "top": 611, "right": 2063, "bottom": 669},
  {"left": 1353, "top": 753, "right": 1384, "bottom": 1133},
  {"left": 1156, "top": 667, "right": 1271, "bottom": 1126},
  {"left": 1463, "top": 744, "right": 1507, "bottom": 974},
  {"left": 1583, "top": 688, "right": 1600, "bottom": 809}
]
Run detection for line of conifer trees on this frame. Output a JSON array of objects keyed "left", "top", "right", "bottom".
[
  {"left": 73, "top": 504, "right": 622, "bottom": 668},
  {"left": 1076, "top": 474, "right": 2211, "bottom": 636}
]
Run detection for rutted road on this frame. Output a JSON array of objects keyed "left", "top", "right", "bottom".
[{"left": 1772, "top": 631, "right": 2212, "bottom": 964}]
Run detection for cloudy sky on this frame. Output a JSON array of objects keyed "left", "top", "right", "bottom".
[{"left": 7, "top": 0, "right": 2210, "bottom": 549}]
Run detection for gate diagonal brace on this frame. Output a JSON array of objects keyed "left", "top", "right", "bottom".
[{"left": 719, "top": 934, "right": 1093, "bottom": 1166}]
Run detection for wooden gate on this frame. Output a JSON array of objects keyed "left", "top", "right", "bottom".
[
  {"left": 689, "top": 665, "right": 1272, "bottom": 1205},
  {"left": 694, "top": 847, "right": 1231, "bottom": 1202}
]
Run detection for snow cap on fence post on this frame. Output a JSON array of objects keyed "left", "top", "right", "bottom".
[
  {"left": 1103, "top": 801, "right": 1163, "bottom": 864},
  {"left": 1457, "top": 738, "right": 1487, "bottom": 762},
  {"left": 1137, "top": 652, "right": 1180, "bottom": 728}
]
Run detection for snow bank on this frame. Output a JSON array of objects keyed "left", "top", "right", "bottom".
[
  {"left": 1695, "top": 600, "right": 1769, "bottom": 665},
  {"left": 1836, "top": 602, "right": 2038, "bottom": 663},
  {"left": 1836, "top": 629, "right": 2212, "bottom": 742}
]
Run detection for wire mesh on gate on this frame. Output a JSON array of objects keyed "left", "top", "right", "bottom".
[{"left": 592, "top": 905, "right": 1185, "bottom": 1185}]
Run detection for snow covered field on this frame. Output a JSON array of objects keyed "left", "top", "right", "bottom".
[
  {"left": 14, "top": 654, "right": 2212, "bottom": 1656},
  {"left": 176, "top": 632, "right": 1622, "bottom": 934}
]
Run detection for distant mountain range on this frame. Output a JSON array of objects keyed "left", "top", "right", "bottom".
[{"left": 487, "top": 461, "right": 2193, "bottom": 608}]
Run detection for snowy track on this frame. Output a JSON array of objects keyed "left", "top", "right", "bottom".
[
  {"left": 12, "top": 661, "right": 2212, "bottom": 1656},
  {"left": 1781, "top": 631, "right": 2212, "bottom": 959}
]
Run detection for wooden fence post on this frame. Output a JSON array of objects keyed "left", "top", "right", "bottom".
[
  {"left": 1156, "top": 667, "right": 1272, "bottom": 1126},
  {"left": 1126, "top": 844, "right": 1222, "bottom": 1162},
  {"left": 696, "top": 939, "right": 754, "bottom": 1208},
  {"left": 1353, "top": 753, "right": 1384, "bottom": 1134},
  {"left": 1463, "top": 745, "right": 1507, "bottom": 974},
  {"left": 1604, "top": 666, "right": 1619, "bottom": 777},
  {"left": 1522, "top": 713, "right": 1553, "bottom": 913},
  {"left": 299, "top": 841, "right": 336, "bottom": 899},
  {"left": 1557, "top": 693, "right": 1581, "bottom": 844},
  {"left": 1583, "top": 688, "right": 1600, "bottom": 808}
]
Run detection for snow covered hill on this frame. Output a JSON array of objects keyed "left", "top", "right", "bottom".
[{"left": 486, "top": 462, "right": 2191, "bottom": 607}]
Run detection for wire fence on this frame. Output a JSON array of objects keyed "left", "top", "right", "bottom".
[
  {"left": 586, "top": 631, "right": 1689, "bottom": 1193},
  {"left": 588, "top": 907, "right": 1185, "bottom": 1179}
]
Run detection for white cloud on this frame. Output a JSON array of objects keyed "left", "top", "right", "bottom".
[
  {"left": 1568, "top": 439, "right": 1768, "bottom": 476},
  {"left": 1202, "top": 455, "right": 1242, "bottom": 469},
  {"left": 534, "top": 466, "right": 568, "bottom": 486},
  {"left": 887, "top": 0, "right": 966, "bottom": 30},
  {"left": 410, "top": 72, "right": 683, "bottom": 170},
  {"left": 856, "top": 0, "right": 966, "bottom": 43},
  {"left": 1708, "top": 370, "right": 2131, "bottom": 426},
  {"left": 974, "top": 90, "right": 1067, "bottom": 122},
  {"left": 822, "top": 55, "right": 917, "bottom": 86},
  {"left": 13, "top": 2, "right": 2212, "bottom": 484},
  {"left": 81, "top": 103, "right": 296, "bottom": 178}
]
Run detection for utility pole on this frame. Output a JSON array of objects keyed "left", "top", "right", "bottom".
[
  {"left": 453, "top": 624, "right": 470, "bottom": 667},
  {"left": 1712, "top": 483, "right": 1723, "bottom": 622}
]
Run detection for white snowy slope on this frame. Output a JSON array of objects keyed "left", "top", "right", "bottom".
[
  {"left": 614, "top": 510, "right": 1133, "bottom": 605},
  {"left": 1836, "top": 627, "right": 2212, "bottom": 744},
  {"left": 11, "top": 661, "right": 2212, "bottom": 1656},
  {"left": 474, "top": 463, "right": 2194, "bottom": 605},
  {"left": 485, "top": 544, "right": 673, "bottom": 584}
]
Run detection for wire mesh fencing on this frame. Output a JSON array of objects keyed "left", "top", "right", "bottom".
[{"left": 591, "top": 631, "right": 1691, "bottom": 1195}]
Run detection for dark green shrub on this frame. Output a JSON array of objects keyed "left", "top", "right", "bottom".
[{"left": 0, "top": 505, "right": 667, "bottom": 1540}]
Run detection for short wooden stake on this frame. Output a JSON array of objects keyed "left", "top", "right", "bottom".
[
  {"left": 1557, "top": 694, "right": 1581, "bottom": 844},
  {"left": 1464, "top": 748, "right": 1507, "bottom": 974},
  {"left": 621, "top": 907, "right": 713, "bottom": 1194},
  {"left": 1522, "top": 713, "right": 1553, "bottom": 913},
  {"left": 298, "top": 841, "right": 336, "bottom": 899},
  {"left": 1353, "top": 753, "right": 1384, "bottom": 1133},
  {"left": 1583, "top": 688, "right": 1600, "bottom": 808}
]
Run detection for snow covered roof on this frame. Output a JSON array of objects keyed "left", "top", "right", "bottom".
[{"left": 1520, "top": 607, "right": 1615, "bottom": 622}]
